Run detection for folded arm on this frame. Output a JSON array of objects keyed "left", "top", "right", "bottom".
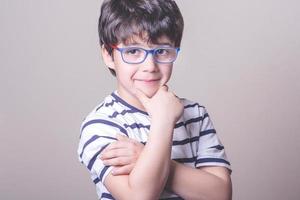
[
  {"left": 104, "top": 121, "right": 174, "bottom": 200},
  {"left": 167, "top": 161, "right": 232, "bottom": 200},
  {"left": 102, "top": 86, "right": 183, "bottom": 200},
  {"left": 102, "top": 137, "right": 232, "bottom": 200}
]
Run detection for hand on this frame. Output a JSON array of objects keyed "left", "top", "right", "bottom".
[
  {"left": 135, "top": 85, "right": 183, "bottom": 125},
  {"left": 100, "top": 134, "right": 144, "bottom": 175}
]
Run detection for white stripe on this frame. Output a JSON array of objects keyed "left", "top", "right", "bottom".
[{"left": 78, "top": 92, "right": 231, "bottom": 199}]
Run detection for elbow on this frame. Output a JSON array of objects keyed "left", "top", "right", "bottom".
[
  {"left": 127, "top": 176, "right": 167, "bottom": 200},
  {"left": 212, "top": 170, "right": 232, "bottom": 200},
  {"left": 219, "top": 178, "right": 232, "bottom": 200},
  {"left": 126, "top": 186, "right": 162, "bottom": 200},
  {"left": 127, "top": 183, "right": 164, "bottom": 200},
  {"left": 117, "top": 190, "right": 159, "bottom": 200},
  {"left": 133, "top": 194, "right": 158, "bottom": 200},
  {"left": 204, "top": 177, "right": 232, "bottom": 200},
  {"left": 108, "top": 186, "right": 160, "bottom": 200}
]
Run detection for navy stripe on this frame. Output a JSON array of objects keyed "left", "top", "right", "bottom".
[
  {"left": 101, "top": 192, "right": 115, "bottom": 199},
  {"left": 173, "top": 136, "right": 199, "bottom": 146},
  {"left": 81, "top": 119, "right": 128, "bottom": 137},
  {"left": 104, "top": 100, "right": 116, "bottom": 107},
  {"left": 80, "top": 135, "right": 117, "bottom": 158},
  {"left": 124, "top": 123, "right": 150, "bottom": 130},
  {"left": 200, "top": 129, "right": 216, "bottom": 137},
  {"left": 196, "top": 158, "right": 231, "bottom": 166},
  {"left": 174, "top": 121, "right": 185, "bottom": 128},
  {"left": 95, "top": 103, "right": 104, "bottom": 111},
  {"left": 173, "top": 156, "right": 196, "bottom": 163},
  {"left": 203, "top": 112, "right": 209, "bottom": 119},
  {"left": 87, "top": 144, "right": 109, "bottom": 170},
  {"left": 175, "top": 114, "right": 209, "bottom": 129},
  {"left": 111, "top": 92, "right": 148, "bottom": 115},
  {"left": 185, "top": 116, "right": 203, "bottom": 125},
  {"left": 184, "top": 103, "right": 204, "bottom": 109},
  {"left": 109, "top": 109, "right": 137, "bottom": 118},
  {"left": 210, "top": 145, "right": 224, "bottom": 150},
  {"left": 93, "top": 177, "right": 100, "bottom": 184},
  {"left": 100, "top": 166, "right": 110, "bottom": 182}
]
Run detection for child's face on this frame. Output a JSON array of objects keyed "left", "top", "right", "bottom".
[{"left": 102, "top": 35, "right": 175, "bottom": 110}]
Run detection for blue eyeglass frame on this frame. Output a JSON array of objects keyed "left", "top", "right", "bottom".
[{"left": 111, "top": 45, "right": 180, "bottom": 64}]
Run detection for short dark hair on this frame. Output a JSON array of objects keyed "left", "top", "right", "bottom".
[{"left": 98, "top": 0, "right": 184, "bottom": 76}]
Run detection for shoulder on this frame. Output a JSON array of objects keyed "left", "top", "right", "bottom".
[
  {"left": 82, "top": 92, "right": 125, "bottom": 123},
  {"left": 80, "top": 93, "right": 130, "bottom": 136},
  {"left": 180, "top": 98, "right": 207, "bottom": 118},
  {"left": 88, "top": 94, "right": 115, "bottom": 115}
]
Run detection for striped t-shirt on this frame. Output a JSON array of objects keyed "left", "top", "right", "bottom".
[{"left": 78, "top": 91, "right": 231, "bottom": 200}]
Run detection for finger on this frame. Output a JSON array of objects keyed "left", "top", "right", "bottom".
[
  {"left": 101, "top": 141, "right": 118, "bottom": 154},
  {"left": 161, "top": 84, "right": 169, "bottom": 91},
  {"left": 112, "top": 164, "right": 135, "bottom": 176},
  {"left": 116, "top": 133, "right": 128, "bottom": 141},
  {"left": 102, "top": 156, "right": 132, "bottom": 166},
  {"left": 170, "top": 91, "right": 177, "bottom": 97},
  {"left": 101, "top": 148, "right": 133, "bottom": 159},
  {"left": 104, "top": 140, "right": 128, "bottom": 151},
  {"left": 101, "top": 139, "right": 137, "bottom": 158}
]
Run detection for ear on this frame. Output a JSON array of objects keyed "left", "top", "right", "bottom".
[{"left": 101, "top": 45, "right": 115, "bottom": 70}]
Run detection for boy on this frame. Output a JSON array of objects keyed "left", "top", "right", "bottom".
[{"left": 78, "top": 0, "right": 232, "bottom": 199}]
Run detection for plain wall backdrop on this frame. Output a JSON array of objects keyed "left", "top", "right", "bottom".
[{"left": 1, "top": 0, "right": 299, "bottom": 199}]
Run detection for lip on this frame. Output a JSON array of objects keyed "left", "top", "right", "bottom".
[
  {"left": 134, "top": 79, "right": 161, "bottom": 87},
  {"left": 135, "top": 79, "right": 160, "bottom": 82}
]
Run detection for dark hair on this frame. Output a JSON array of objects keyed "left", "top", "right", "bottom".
[{"left": 98, "top": 0, "right": 184, "bottom": 76}]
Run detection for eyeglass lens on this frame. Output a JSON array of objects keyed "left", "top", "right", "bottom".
[{"left": 122, "top": 47, "right": 178, "bottom": 64}]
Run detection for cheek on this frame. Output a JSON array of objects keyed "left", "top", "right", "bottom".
[
  {"left": 115, "top": 64, "right": 137, "bottom": 81},
  {"left": 162, "top": 66, "right": 173, "bottom": 80}
]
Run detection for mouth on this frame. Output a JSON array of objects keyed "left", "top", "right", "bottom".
[
  {"left": 134, "top": 79, "right": 161, "bottom": 88},
  {"left": 135, "top": 78, "right": 160, "bottom": 82}
]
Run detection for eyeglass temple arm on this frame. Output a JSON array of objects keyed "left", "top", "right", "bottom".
[{"left": 110, "top": 44, "right": 118, "bottom": 49}]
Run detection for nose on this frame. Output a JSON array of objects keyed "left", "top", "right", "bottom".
[{"left": 140, "top": 53, "right": 158, "bottom": 72}]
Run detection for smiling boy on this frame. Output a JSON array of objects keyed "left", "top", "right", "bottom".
[{"left": 78, "top": 0, "right": 232, "bottom": 199}]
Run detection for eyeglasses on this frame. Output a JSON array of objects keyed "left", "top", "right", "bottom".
[{"left": 111, "top": 45, "right": 180, "bottom": 64}]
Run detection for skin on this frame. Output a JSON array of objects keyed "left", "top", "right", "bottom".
[
  {"left": 102, "top": 35, "right": 174, "bottom": 109},
  {"left": 100, "top": 35, "right": 232, "bottom": 200}
]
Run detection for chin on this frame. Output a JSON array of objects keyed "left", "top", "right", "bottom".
[{"left": 139, "top": 87, "right": 159, "bottom": 98}]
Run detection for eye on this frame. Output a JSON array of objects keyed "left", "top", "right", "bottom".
[
  {"left": 155, "top": 48, "right": 169, "bottom": 55},
  {"left": 124, "top": 48, "right": 143, "bottom": 55}
]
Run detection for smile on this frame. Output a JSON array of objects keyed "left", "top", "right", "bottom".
[
  {"left": 134, "top": 79, "right": 160, "bottom": 86},
  {"left": 135, "top": 79, "right": 160, "bottom": 82}
]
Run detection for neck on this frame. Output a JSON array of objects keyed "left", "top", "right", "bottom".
[{"left": 116, "top": 88, "right": 146, "bottom": 112}]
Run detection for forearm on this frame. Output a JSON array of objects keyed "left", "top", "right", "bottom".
[
  {"left": 103, "top": 87, "right": 183, "bottom": 199},
  {"left": 166, "top": 161, "right": 232, "bottom": 200},
  {"left": 125, "top": 121, "right": 174, "bottom": 199}
]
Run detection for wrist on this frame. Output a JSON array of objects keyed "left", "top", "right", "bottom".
[
  {"left": 146, "top": 120, "right": 175, "bottom": 147},
  {"left": 150, "top": 120, "right": 175, "bottom": 137},
  {"left": 150, "top": 117, "right": 176, "bottom": 129}
]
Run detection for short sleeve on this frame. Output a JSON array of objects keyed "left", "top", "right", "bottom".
[
  {"left": 195, "top": 107, "right": 231, "bottom": 170},
  {"left": 77, "top": 115, "right": 128, "bottom": 184}
]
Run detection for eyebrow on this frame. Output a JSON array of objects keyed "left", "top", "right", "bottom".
[{"left": 124, "top": 42, "right": 173, "bottom": 47}]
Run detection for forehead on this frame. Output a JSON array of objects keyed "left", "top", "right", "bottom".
[{"left": 122, "top": 33, "right": 174, "bottom": 47}]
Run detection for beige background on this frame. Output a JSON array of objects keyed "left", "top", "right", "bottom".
[{"left": 1, "top": 0, "right": 300, "bottom": 199}]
